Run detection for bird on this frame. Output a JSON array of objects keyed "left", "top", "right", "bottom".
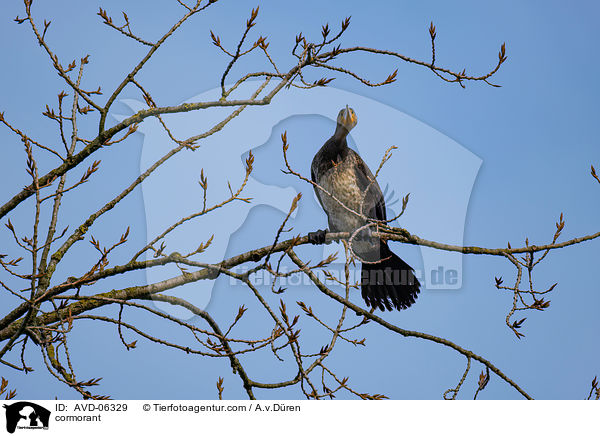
[{"left": 309, "top": 106, "right": 420, "bottom": 311}]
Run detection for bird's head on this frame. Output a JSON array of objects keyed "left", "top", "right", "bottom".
[{"left": 336, "top": 105, "right": 357, "bottom": 133}]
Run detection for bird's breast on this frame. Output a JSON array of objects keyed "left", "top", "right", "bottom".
[{"left": 316, "top": 156, "right": 366, "bottom": 233}]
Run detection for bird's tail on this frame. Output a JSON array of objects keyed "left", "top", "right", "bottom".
[{"left": 360, "top": 242, "right": 420, "bottom": 311}]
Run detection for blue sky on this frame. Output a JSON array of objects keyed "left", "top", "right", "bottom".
[{"left": 0, "top": 1, "right": 598, "bottom": 400}]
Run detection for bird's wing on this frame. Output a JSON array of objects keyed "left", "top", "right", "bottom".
[
  {"left": 349, "top": 149, "right": 387, "bottom": 222},
  {"left": 311, "top": 153, "right": 328, "bottom": 213}
]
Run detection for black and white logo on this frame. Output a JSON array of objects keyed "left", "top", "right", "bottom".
[{"left": 3, "top": 402, "right": 50, "bottom": 433}]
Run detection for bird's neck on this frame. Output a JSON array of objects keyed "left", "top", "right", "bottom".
[{"left": 332, "top": 124, "right": 349, "bottom": 143}]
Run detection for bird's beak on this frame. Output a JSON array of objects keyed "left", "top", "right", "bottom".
[
  {"left": 344, "top": 105, "right": 351, "bottom": 125},
  {"left": 346, "top": 105, "right": 357, "bottom": 126}
]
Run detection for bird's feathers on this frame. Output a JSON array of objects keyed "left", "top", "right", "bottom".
[{"left": 311, "top": 116, "right": 420, "bottom": 311}]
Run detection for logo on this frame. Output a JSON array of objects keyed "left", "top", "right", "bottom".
[
  {"left": 117, "top": 82, "right": 481, "bottom": 317},
  {"left": 3, "top": 402, "right": 50, "bottom": 433}
]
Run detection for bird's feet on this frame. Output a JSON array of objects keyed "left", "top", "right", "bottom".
[{"left": 308, "top": 229, "right": 328, "bottom": 245}]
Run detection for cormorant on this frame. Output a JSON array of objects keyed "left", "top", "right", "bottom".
[{"left": 309, "top": 106, "right": 420, "bottom": 311}]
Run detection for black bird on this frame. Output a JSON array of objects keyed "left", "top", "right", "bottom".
[{"left": 309, "top": 106, "right": 420, "bottom": 311}]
